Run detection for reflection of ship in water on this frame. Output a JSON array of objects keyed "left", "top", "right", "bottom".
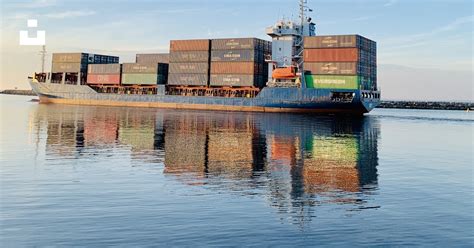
[
  {"left": 161, "top": 112, "right": 266, "bottom": 180},
  {"left": 33, "top": 104, "right": 379, "bottom": 221},
  {"left": 36, "top": 105, "right": 157, "bottom": 157}
]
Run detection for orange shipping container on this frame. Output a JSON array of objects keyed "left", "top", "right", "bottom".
[
  {"left": 170, "top": 39, "right": 210, "bottom": 51},
  {"left": 304, "top": 48, "right": 359, "bottom": 62},
  {"left": 211, "top": 62, "right": 259, "bottom": 74}
]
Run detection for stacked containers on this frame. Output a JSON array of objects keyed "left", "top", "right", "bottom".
[
  {"left": 168, "top": 39, "right": 211, "bottom": 86},
  {"left": 121, "top": 63, "right": 168, "bottom": 85},
  {"left": 210, "top": 38, "right": 271, "bottom": 88},
  {"left": 52, "top": 53, "right": 119, "bottom": 73},
  {"left": 303, "top": 35, "right": 377, "bottom": 90},
  {"left": 87, "top": 64, "right": 121, "bottom": 85}
]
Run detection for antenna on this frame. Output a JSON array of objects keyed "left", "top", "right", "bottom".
[
  {"left": 39, "top": 45, "right": 47, "bottom": 73},
  {"left": 299, "top": 0, "right": 314, "bottom": 32},
  {"left": 299, "top": 0, "right": 306, "bottom": 27}
]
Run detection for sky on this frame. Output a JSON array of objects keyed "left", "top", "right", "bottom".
[{"left": 0, "top": 0, "right": 472, "bottom": 101}]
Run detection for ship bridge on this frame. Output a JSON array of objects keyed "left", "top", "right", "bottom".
[
  {"left": 266, "top": 0, "right": 316, "bottom": 88},
  {"left": 266, "top": 21, "right": 301, "bottom": 37}
]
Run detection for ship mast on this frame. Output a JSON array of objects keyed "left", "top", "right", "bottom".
[
  {"left": 299, "top": 0, "right": 306, "bottom": 32},
  {"left": 297, "top": 0, "right": 314, "bottom": 88},
  {"left": 298, "top": 0, "right": 314, "bottom": 36},
  {"left": 39, "top": 45, "right": 47, "bottom": 73}
]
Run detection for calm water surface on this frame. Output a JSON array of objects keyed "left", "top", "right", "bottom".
[{"left": 1, "top": 95, "right": 473, "bottom": 247}]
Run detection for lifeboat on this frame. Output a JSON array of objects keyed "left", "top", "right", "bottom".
[{"left": 272, "top": 66, "right": 297, "bottom": 79}]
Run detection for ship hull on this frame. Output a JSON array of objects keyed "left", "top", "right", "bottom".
[{"left": 29, "top": 80, "right": 380, "bottom": 114}]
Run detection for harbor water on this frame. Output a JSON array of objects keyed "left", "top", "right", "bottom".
[{"left": 0, "top": 95, "right": 472, "bottom": 246}]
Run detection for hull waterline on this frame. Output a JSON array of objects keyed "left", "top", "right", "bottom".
[{"left": 29, "top": 80, "right": 379, "bottom": 115}]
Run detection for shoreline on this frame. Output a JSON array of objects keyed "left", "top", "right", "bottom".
[
  {"left": 377, "top": 101, "right": 473, "bottom": 111},
  {"left": 1, "top": 90, "right": 472, "bottom": 111},
  {"left": 0, "top": 89, "right": 36, "bottom": 96}
]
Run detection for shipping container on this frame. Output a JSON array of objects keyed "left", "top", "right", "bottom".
[
  {"left": 169, "top": 51, "right": 210, "bottom": 62},
  {"left": 169, "top": 62, "right": 209, "bottom": 74},
  {"left": 170, "top": 39, "right": 210, "bottom": 51},
  {"left": 212, "top": 38, "right": 266, "bottom": 50},
  {"left": 52, "top": 53, "right": 84, "bottom": 63},
  {"left": 167, "top": 74, "right": 208, "bottom": 86},
  {"left": 121, "top": 73, "right": 166, "bottom": 85},
  {"left": 304, "top": 35, "right": 376, "bottom": 51},
  {"left": 304, "top": 48, "right": 359, "bottom": 62},
  {"left": 304, "top": 62, "right": 356, "bottom": 75},
  {"left": 136, "top": 53, "right": 170, "bottom": 64},
  {"left": 88, "top": 64, "right": 121, "bottom": 74},
  {"left": 210, "top": 74, "right": 264, "bottom": 87},
  {"left": 122, "top": 63, "right": 168, "bottom": 74},
  {"left": 87, "top": 74, "right": 121, "bottom": 85},
  {"left": 360, "top": 75, "right": 377, "bottom": 90},
  {"left": 211, "top": 50, "right": 263, "bottom": 62},
  {"left": 211, "top": 62, "right": 263, "bottom": 74},
  {"left": 265, "top": 41, "right": 272, "bottom": 53},
  {"left": 305, "top": 75, "right": 368, "bottom": 89},
  {"left": 303, "top": 62, "right": 375, "bottom": 76},
  {"left": 52, "top": 53, "right": 119, "bottom": 64},
  {"left": 304, "top": 49, "right": 376, "bottom": 65},
  {"left": 52, "top": 62, "right": 86, "bottom": 73}
]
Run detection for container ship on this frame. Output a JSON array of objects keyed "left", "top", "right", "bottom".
[{"left": 29, "top": 0, "right": 381, "bottom": 115}]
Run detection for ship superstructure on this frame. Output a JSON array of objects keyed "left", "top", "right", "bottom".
[{"left": 266, "top": 0, "right": 315, "bottom": 87}]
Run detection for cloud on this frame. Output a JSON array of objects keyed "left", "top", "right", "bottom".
[
  {"left": 318, "top": 15, "right": 377, "bottom": 25},
  {"left": 150, "top": 8, "right": 204, "bottom": 14},
  {"left": 3, "top": 13, "right": 31, "bottom": 20},
  {"left": 436, "top": 15, "right": 474, "bottom": 33},
  {"left": 382, "top": 15, "right": 473, "bottom": 45},
  {"left": 43, "top": 11, "right": 97, "bottom": 19},
  {"left": 353, "top": 15, "right": 377, "bottom": 22},
  {"left": 384, "top": 0, "right": 398, "bottom": 7},
  {"left": 409, "top": 15, "right": 473, "bottom": 40},
  {"left": 10, "top": 0, "right": 57, "bottom": 9},
  {"left": 4, "top": 10, "right": 97, "bottom": 21}
]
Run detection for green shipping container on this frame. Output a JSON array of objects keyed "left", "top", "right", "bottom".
[
  {"left": 122, "top": 73, "right": 166, "bottom": 85},
  {"left": 305, "top": 75, "right": 367, "bottom": 90}
]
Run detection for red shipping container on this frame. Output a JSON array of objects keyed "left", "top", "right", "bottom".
[
  {"left": 304, "top": 48, "right": 359, "bottom": 62},
  {"left": 87, "top": 74, "right": 121, "bottom": 85}
]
